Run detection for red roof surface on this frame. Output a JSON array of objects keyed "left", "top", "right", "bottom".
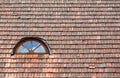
[{"left": 0, "top": 0, "right": 120, "bottom": 78}]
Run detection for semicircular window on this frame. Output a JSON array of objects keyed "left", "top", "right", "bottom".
[{"left": 11, "top": 37, "right": 51, "bottom": 55}]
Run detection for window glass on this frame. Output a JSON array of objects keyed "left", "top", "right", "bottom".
[
  {"left": 17, "top": 46, "right": 29, "bottom": 53},
  {"left": 12, "top": 37, "right": 51, "bottom": 55},
  {"left": 32, "top": 41, "right": 40, "bottom": 50},
  {"left": 17, "top": 40, "right": 46, "bottom": 53},
  {"left": 34, "top": 46, "right": 46, "bottom": 53},
  {"left": 23, "top": 41, "right": 31, "bottom": 50}
]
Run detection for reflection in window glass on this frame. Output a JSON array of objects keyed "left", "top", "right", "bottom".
[
  {"left": 23, "top": 41, "right": 31, "bottom": 50},
  {"left": 34, "top": 46, "right": 46, "bottom": 53},
  {"left": 17, "top": 40, "right": 46, "bottom": 53},
  {"left": 32, "top": 41, "right": 40, "bottom": 50},
  {"left": 17, "top": 46, "right": 29, "bottom": 53}
]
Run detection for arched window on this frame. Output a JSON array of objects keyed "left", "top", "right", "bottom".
[{"left": 11, "top": 37, "right": 51, "bottom": 55}]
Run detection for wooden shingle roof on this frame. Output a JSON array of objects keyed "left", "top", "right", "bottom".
[{"left": 0, "top": 0, "right": 120, "bottom": 78}]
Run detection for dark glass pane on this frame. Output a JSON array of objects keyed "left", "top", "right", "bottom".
[
  {"left": 23, "top": 41, "right": 31, "bottom": 50},
  {"left": 17, "top": 46, "right": 29, "bottom": 53},
  {"left": 34, "top": 45, "right": 46, "bottom": 53}
]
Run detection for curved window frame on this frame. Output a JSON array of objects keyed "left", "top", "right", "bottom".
[{"left": 11, "top": 37, "right": 51, "bottom": 56}]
